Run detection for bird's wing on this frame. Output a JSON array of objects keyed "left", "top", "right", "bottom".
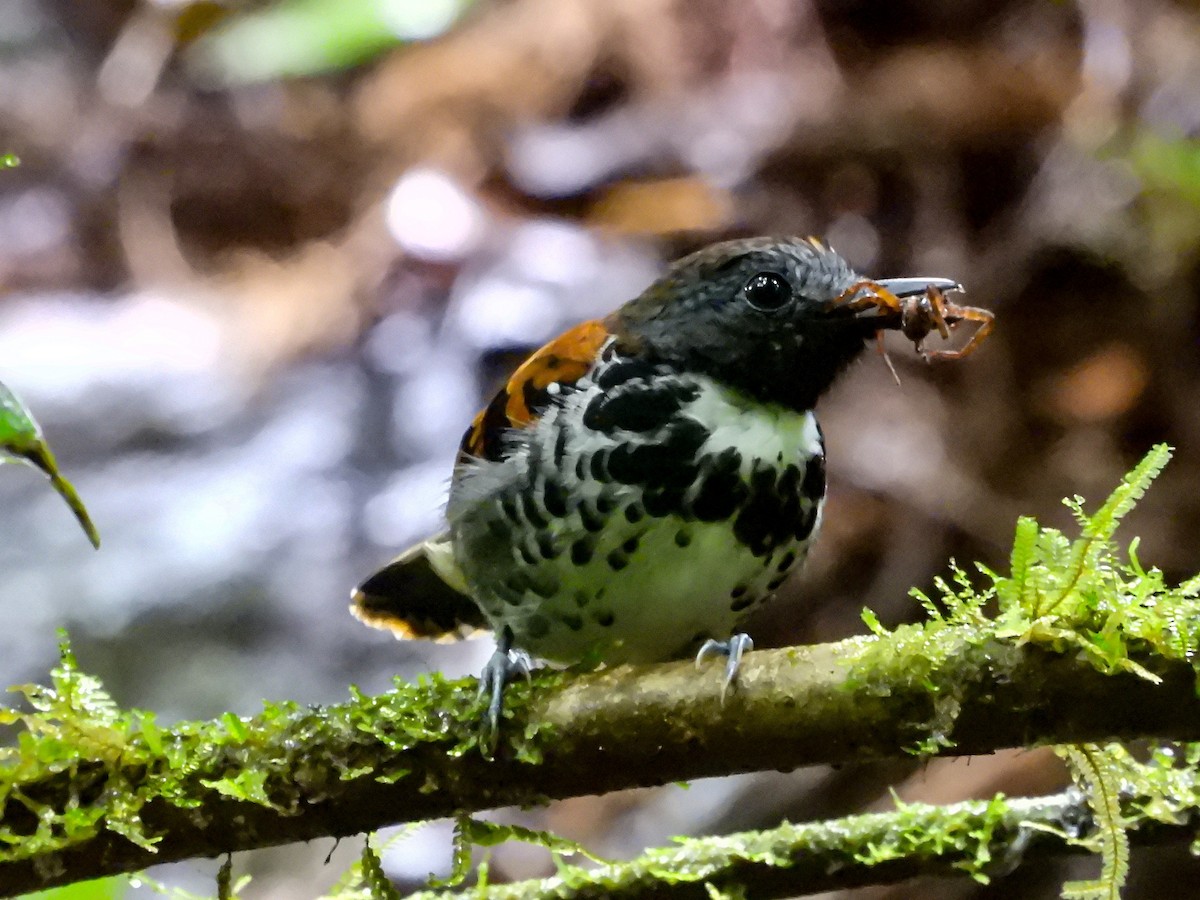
[
  {"left": 459, "top": 319, "right": 614, "bottom": 462},
  {"left": 355, "top": 320, "right": 617, "bottom": 641},
  {"left": 351, "top": 531, "right": 487, "bottom": 642}
]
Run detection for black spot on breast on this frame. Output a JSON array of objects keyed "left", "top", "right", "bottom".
[
  {"left": 674, "top": 529, "right": 692, "bottom": 548},
  {"left": 622, "top": 536, "right": 640, "bottom": 554},
  {"left": 596, "top": 357, "right": 662, "bottom": 390},
  {"left": 574, "top": 590, "right": 591, "bottom": 607},
  {"left": 606, "top": 443, "right": 667, "bottom": 486},
  {"left": 666, "top": 418, "right": 710, "bottom": 463},
  {"left": 559, "top": 613, "right": 583, "bottom": 631},
  {"left": 503, "top": 574, "right": 528, "bottom": 598},
  {"left": 606, "top": 548, "right": 629, "bottom": 570},
  {"left": 767, "top": 574, "right": 788, "bottom": 591},
  {"left": 571, "top": 537, "right": 595, "bottom": 565},
  {"left": 553, "top": 428, "right": 569, "bottom": 466},
  {"left": 589, "top": 450, "right": 610, "bottom": 481},
  {"left": 733, "top": 464, "right": 784, "bottom": 556},
  {"left": 500, "top": 493, "right": 520, "bottom": 523},
  {"left": 731, "top": 585, "right": 747, "bottom": 598},
  {"left": 521, "top": 491, "right": 550, "bottom": 529},
  {"left": 579, "top": 501, "right": 606, "bottom": 532},
  {"left": 537, "top": 532, "right": 561, "bottom": 560},
  {"left": 527, "top": 572, "right": 559, "bottom": 599},
  {"left": 542, "top": 477, "right": 568, "bottom": 518},
  {"left": 773, "top": 466, "right": 803, "bottom": 542},
  {"left": 643, "top": 483, "right": 688, "bottom": 518},
  {"left": 526, "top": 615, "right": 550, "bottom": 638},
  {"left": 690, "top": 448, "right": 747, "bottom": 522},
  {"left": 518, "top": 543, "right": 538, "bottom": 565},
  {"left": 595, "top": 492, "right": 616, "bottom": 514},
  {"left": 795, "top": 503, "right": 819, "bottom": 541},
  {"left": 580, "top": 419, "right": 708, "bottom": 530},
  {"left": 731, "top": 595, "right": 755, "bottom": 612},
  {"left": 625, "top": 502, "right": 644, "bottom": 523},
  {"left": 777, "top": 549, "right": 797, "bottom": 572},
  {"left": 608, "top": 440, "right": 702, "bottom": 492},
  {"left": 596, "top": 611, "right": 615, "bottom": 627},
  {"left": 802, "top": 453, "right": 826, "bottom": 501},
  {"left": 583, "top": 381, "right": 700, "bottom": 434},
  {"left": 581, "top": 394, "right": 606, "bottom": 431}
]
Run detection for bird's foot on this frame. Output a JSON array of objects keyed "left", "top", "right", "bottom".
[
  {"left": 695, "top": 632, "right": 753, "bottom": 702},
  {"left": 477, "top": 628, "right": 531, "bottom": 751}
]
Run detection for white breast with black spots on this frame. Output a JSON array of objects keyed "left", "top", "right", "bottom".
[{"left": 450, "top": 366, "right": 827, "bottom": 666}]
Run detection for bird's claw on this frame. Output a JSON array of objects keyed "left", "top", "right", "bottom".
[
  {"left": 477, "top": 629, "right": 530, "bottom": 749},
  {"left": 695, "top": 632, "right": 753, "bottom": 702}
]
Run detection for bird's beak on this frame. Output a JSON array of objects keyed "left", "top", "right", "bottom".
[
  {"left": 835, "top": 276, "right": 963, "bottom": 321},
  {"left": 876, "top": 277, "right": 962, "bottom": 299}
]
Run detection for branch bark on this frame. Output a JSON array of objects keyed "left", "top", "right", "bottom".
[{"left": 3, "top": 625, "right": 1200, "bottom": 896}]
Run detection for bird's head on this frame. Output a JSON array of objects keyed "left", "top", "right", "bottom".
[{"left": 609, "top": 237, "right": 958, "bottom": 411}]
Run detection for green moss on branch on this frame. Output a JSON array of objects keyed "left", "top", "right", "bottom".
[
  {"left": 399, "top": 779, "right": 1200, "bottom": 900},
  {"left": 2, "top": 621, "right": 1200, "bottom": 896}
]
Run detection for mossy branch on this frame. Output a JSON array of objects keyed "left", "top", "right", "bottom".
[
  {"left": 3, "top": 623, "right": 1200, "bottom": 897},
  {"left": 4, "top": 445, "right": 1197, "bottom": 898},
  {"left": 400, "top": 786, "right": 1200, "bottom": 900}
]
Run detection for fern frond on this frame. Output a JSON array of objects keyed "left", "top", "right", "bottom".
[
  {"left": 1058, "top": 744, "right": 1129, "bottom": 900},
  {"left": 1009, "top": 516, "right": 1039, "bottom": 613},
  {"left": 1064, "top": 495, "right": 1090, "bottom": 531},
  {"left": 1179, "top": 572, "right": 1200, "bottom": 598},
  {"left": 1087, "top": 445, "right": 1173, "bottom": 543},
  {"left": 1040, "top": 445, "right": 1172, "bottom": 617},
  {"left": 910, "top": 587, "right": 944, "bottom": 623}
]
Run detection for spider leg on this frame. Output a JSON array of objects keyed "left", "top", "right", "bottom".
[
  {"left": 875, "top": 331, "right": 902, "bottom": 385},
  {"left": 926, "top": 288, "right": 952, "bottom": 341},
  {"left": 836, "top": 279, "right": 903, "bottom": 315},
  {"left": 923, "top": 305, "right": 995, "bottom": 361}
]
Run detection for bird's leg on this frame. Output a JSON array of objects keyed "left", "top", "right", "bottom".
[
  {"left": 695, "top": 632, "right": 754, "bottom": 702},
  {"left": 478, "top": 626, "right": 531, "bottom": 746}
]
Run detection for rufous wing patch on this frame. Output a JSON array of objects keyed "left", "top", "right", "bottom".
[{"left": 460, "top": 319, "right": 613, "bottom": 462}]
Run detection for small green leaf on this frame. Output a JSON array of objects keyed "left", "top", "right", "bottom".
[
  {"left": 0, "top": 154, "right": 18, "bottom": 169},
  {"left": 221, "top": 711, "right": 249, "bottom": 742},
  {"left": 201, "top": 769, "right": 276, "bottom": 807},
  {"left": 0, "top": 380, "right": 100, "bottom": 547},
  {"left": 860, "top": 608, "right": 886, "bottom": 636},
  {"left": 138, "top": 712, "right": 164, "bottom": 756}
]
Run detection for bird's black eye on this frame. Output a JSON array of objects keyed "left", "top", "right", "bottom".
[{"left": 742, "top": 272, "right": 793, "bottom": 312}]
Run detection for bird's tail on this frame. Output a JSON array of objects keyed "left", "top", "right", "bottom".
[{"left": 351, "top": 532, "right": 488, "bottom": 642}]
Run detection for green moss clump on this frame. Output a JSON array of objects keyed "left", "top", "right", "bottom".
[
  {"left": 0, "top": 634, "right": 555, "bottom": 871},
  {"left": 395, "top": 792, "right": 1039, "bottom": 900}
]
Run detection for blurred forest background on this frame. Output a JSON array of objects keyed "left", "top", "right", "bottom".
[{"left": 3, "top": 0, "right": 1200, "bottom": 897}]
